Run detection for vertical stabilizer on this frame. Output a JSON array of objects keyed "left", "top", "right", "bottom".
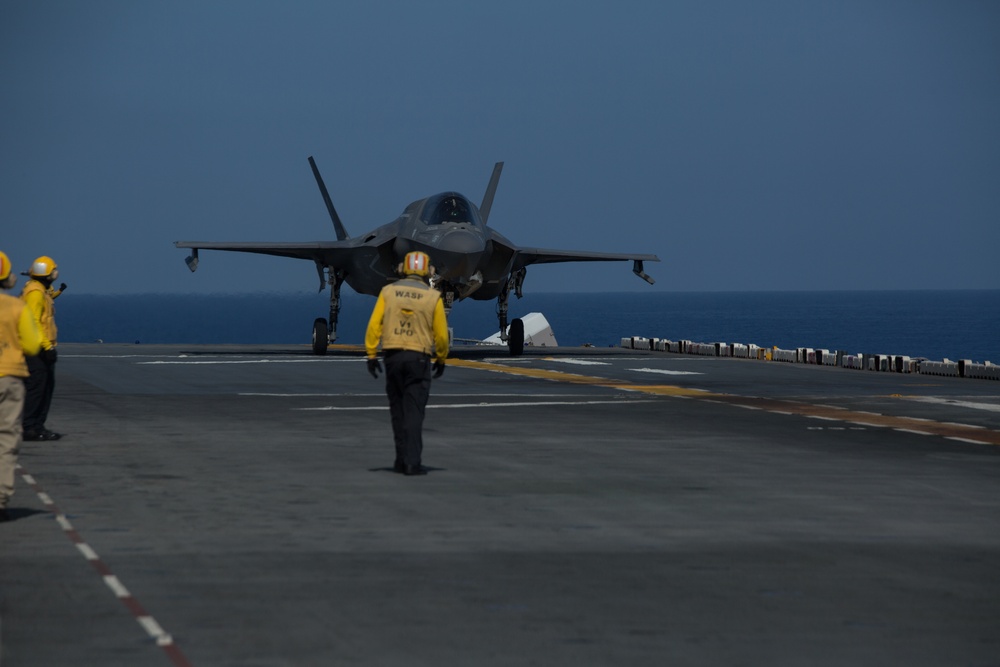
[
  {"left": 308, "top": 156, "right": 350, "bottom": 241},
  {"left": 479, "top": 161, "right": 504, "bottom": 224}
]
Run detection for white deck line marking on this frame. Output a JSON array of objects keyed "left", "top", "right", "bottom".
[
  {"left": 946, "top": 436, "right": 991, "bottom": 445},
  {"left": 104, "top": 575, "right": 131, "bottom": 598},
  {"left": 140, "top": 358, "right": 347, "bottom": 365},
  {"left": 15, "top": 464, "right": 191, "bottom": 666},
  {"left": 905, "top": 397, "right": 1000, "bottom": 413},
  {"left": 296, "top": 406, "right": 388, "bottom": 411},
  {"left": 942, "top": 422, "right": 986, "bottom": 429},
  {"left": 137, "top": 616, "right": 172, "bottom": 644},
  {"left": 241, "top": 392, "right": 380, "bottom": 397},
  {"left": 22, "top": 474, "right": 35, "bottom": 485},
  {"left": 895, "top": 428, "right": 933, "bottom": 436},
  {"left": 296, "top": 399, "right": 656, "bottom": 411},
  {"left": 772, "top": 411, "right": 794, "bottom": 415},
  {"left": 546, "top": 358, "right": 611, "bottom": 366},
  {"left": 807, "top": 415, "right": 840, "bottom": 421},
  {"left": 734, "top": 405, "right": 762, "bottom": 410},
  {"left": 62, "top": 354, "right": 203, "bottom": 359},
  {"left": 76, "top": 543, "right": 99, "bottom": 560},
  {"left": 242, "top": 392, "right": 596, "bottom": 398},
  {"left": 628, "top": 368, "right": 702, "bottom": 375}
]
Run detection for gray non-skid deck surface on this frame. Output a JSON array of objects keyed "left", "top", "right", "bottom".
[{"left": 2, "top": 343, "right": 998, "bottom": 666}]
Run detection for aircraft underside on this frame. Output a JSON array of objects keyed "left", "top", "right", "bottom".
[{"left": 313, "top": 264, "right": 529, "bottom": 356}]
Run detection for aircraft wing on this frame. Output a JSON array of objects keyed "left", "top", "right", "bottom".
[
  {"left": 511, "top": 247, "right": 659, "bottom": 268},
  {"left": 174, "top": 241, "right": 357, "bottom": 264},
  {"left": 174, "top": 239, "right": 399, "bottom": 294},
  {"left": 507, "top": 247, "right": 660, "bottom": 285}
]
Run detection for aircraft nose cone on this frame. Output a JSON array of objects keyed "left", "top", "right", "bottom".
[
  {"left": 436, "top": 228, "right": 487, "bottom": 279},
  {"left": 439, "top": 228, "right": 486, "bottom": 255}
]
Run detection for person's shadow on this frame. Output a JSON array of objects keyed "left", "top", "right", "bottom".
[
  {"left": 368, "top": 466, "right": 445, "bottom": 475},
  {"left": 2, "top": 507, "right": 51, "bottom": 522}
]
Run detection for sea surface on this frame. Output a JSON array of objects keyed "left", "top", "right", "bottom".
[{"left": 56, "top": 290, "right": 1000, "bottom": 363}]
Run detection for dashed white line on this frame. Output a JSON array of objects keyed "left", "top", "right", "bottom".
[
  {"left": 76, "top": 543, "right": 99, "bottom": 561},
  {"left": 104, "top": 575, "right": 131, "bottom": 598},
  {"left": 137, "top": 616, "right": 173, "bottom": 646},
  {"left": 15, "top": 464, "right": 192, "bottom": 666}
]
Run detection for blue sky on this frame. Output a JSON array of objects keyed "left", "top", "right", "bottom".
[{"left": 2, "top": 1, "right": 998, "bottom": 295}]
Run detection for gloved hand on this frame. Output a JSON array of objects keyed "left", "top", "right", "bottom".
[
  {"left": 367, "top": 357, "right": 382, "bottom": 379},
  {"left": 432, "top": 360, "right": 445, "bottom": 378},
  {"left": 43, "top": 347, "right": 58, "bottom": 364},
  {"left": 59, "top": 283, "right": 68, "bottom": 292}
]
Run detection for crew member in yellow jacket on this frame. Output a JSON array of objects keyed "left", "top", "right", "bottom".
[
  {"left": 365, "top": 251, "right": 449, "bottom": 476},
  {"left": 0, "top": 252, "right": 43, "bottom": 522},
  {"left": 21, "top": 256, "right": 64, "bottom": 441}
]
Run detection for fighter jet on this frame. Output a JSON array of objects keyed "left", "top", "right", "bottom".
[{"left": 176, "top": 157, "right": 659, "bottom": 355}]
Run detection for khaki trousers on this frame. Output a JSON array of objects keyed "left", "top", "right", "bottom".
[{"left": 0, "top": 376, "right": 25, "bottom": 508}]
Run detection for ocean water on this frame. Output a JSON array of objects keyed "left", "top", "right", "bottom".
[{"left": 56, "top": 290, "right": 1000, "bottom": 363}]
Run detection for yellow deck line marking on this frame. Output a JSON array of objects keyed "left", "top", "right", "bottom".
[
  {"left": 449, "top": 358, "right": 615, "bottom": 384},
  {"left": 448, "top": 359, "right": 711, "bottom": 396},
  {"left": 449, "top": 358, "right": 1000, "bottom": 445}
]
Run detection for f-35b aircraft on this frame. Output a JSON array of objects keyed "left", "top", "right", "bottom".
[{"left": 175, "top": 157, "right": 659, "bottom": 355}]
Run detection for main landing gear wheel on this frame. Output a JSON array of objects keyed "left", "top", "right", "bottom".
[
  {"left": 508, "top": 317, "right": 524, "bottom": 357},
  {"left": 312, "top": 318, "right": 329, "bottom": 356}
]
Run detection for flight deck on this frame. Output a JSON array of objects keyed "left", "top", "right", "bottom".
[{"left": 1, "top": 343, "right": 998, "bottom": 666}]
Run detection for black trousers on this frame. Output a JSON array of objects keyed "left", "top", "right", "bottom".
[
  {"left": 23, "top": 354, "right": 56, "bottom": 434},
  {"left": 383, "top": 350, "right": 431, "bottom": 468}
]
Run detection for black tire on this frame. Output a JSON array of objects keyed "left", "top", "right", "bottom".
[
  {"left": 312, "top": 318, "right": 329, "bottom": 356},
  {"left": 508, "top": 318, "right": 524, "bottom": 357}
]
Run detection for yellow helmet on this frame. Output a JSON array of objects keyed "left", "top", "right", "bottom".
[
  {"left": 0, "top": 251, "right": 11, "bottom": 281},
  {"left": 29, "top": 256, "right": 58, "bottom": 279},
  {"left": 399, "top": 251, "right": 433, "bottom": 277}
]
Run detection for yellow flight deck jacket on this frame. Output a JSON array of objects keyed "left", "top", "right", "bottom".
[
  {"left": 0, "top": 294, "right": 42, "bottom": 378},
  {"left": 365, "top": 277, "right": 449, "bottom": 363},
  {"left": 21, "top": 280, "right": 56, "bottom": 351}
]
